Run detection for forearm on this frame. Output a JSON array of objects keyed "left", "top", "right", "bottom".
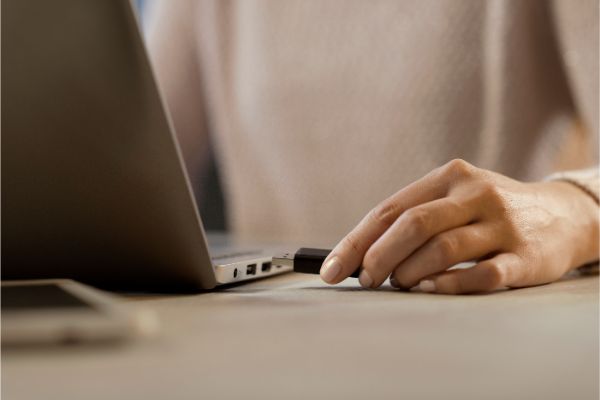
[
  {"left": 545, "top": 166, "right": 599, "bottom": 267},
  {"left": 546, "top": 181, "right": 599, "bottom": 269}
]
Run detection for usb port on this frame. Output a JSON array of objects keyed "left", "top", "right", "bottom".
[
  {"left": 246, "top": 264, "right": 257, "bottom": 276},
  {"left": 261, "top": 262, "right": 271, "bottom": 273}
]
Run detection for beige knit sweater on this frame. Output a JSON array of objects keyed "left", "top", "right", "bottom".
[{"left": 148, "top": 0, "right": 598, "bottom": 244}]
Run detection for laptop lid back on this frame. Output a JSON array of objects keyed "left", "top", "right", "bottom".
[{"left": 2, "top": 0, "right": 217, "bottom": 290}]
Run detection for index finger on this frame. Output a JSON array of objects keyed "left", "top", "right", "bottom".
[{"left": 320, "top": 164, "right": 457, "bottom": 285}]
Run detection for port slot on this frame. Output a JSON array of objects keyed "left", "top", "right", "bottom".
[
  {"left": 261, "top": 262, "right": 272, "bottom": 273},
  {"left": 246, "top": 264, "right": 257, "bottom": 276},
  {"left": 233, "top": 268, "right": 238, "bottom": 278}
]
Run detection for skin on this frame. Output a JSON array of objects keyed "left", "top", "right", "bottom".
[{"left": 319, "top": 159, "right": 599, "bottom": 294}]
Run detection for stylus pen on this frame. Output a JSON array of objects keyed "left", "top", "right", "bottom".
[{"left": 272, "top": 248, "right": 361, "bottom": 278}]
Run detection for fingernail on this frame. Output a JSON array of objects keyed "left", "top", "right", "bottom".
[
  {"left": 419, "top": 280, "right": 436, "bottom": 293},
  {"left": 320, "top": 257, "right": 341, "bottom": 283},
  {"left": 358, "top": 270, "right": 373, "bottom": 288},
  {"left": 390, "top": 276, "right": 401, "bottom": 288}
]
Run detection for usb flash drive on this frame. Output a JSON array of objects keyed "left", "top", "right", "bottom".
[{"left": 272, "top": 248, "right": 360, "bottom": 278}]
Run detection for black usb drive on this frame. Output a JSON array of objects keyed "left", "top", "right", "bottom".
[{"left": 272, "top": 248, "right": 361, "bottom": 278}]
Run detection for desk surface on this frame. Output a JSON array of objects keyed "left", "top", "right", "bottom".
[{"left": 2, "top": 273, "right": 598, "bottom": 400}]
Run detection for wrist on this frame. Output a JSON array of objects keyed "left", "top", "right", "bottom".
[{"left": 548, "top": 181, "right": 599, "bottom": 268}]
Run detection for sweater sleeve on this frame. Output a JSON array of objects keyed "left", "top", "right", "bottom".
[
  {"left": 549, "top": 2, "right": 599, "bottom": 204},
  {"left": 546, "top": 167, "right": 600, "bottom": 205},
  {"left": 546, "top": 167, "right": 599, "bottom": 272},
  {"left": 551, "top": 0, "right": 599, "bottom": 160}
]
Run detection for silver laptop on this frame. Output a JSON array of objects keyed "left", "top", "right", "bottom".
[{"left": 1, "top": 0, "right": 291, "bottom": 290}]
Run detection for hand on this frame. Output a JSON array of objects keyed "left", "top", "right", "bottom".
[{"left": 320, "top": 159, "right": 599, "bottom": 294}]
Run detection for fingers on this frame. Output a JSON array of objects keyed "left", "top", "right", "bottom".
[
  {"left": 417, "top": 253, "right": 522, "bottom": 294},
  {"left": 361, "top": 198, "right": 479, "bottom": 288},
  {"left": 320, "top": 167, "right": 451, "bottom": 284},
  {"left": 388, "top": 223, "right": 498, "bottom": 289}
]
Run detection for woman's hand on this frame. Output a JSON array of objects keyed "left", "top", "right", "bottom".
[{"left": 319, "top": 159, "right": 599, "bottom": 294}]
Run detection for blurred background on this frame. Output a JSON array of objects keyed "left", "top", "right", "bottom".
[{"left": 135, "top": 0, "right": 228, "bottom": 232}]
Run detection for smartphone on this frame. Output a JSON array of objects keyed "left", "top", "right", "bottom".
[{"left": 1, "top": 279, "right": 158, "bottom": 346}]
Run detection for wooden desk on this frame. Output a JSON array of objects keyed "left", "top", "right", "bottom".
[{"left": 2, "top": 274, "right": 598, "bottom": 400}]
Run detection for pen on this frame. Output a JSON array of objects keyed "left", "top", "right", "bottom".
[{"left": 272, "top": 248, "right": 361, "bottom": 278}]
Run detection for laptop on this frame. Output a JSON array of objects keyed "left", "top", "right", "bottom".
[{"left": 1, "top": 0, "right": 291, "bottom": 291}]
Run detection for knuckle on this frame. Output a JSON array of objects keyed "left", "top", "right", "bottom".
[
  {"left": 342, "top": 231, "right": 363, "bottom": 256},
  {"left": 444, "top": 197, "right": 467, "bottom": 216},
  {"left": 369, "top": 201, "right": 400, "bottom": 227},
  {"left": 477, "top": 181, "right": 501, "bottom": 199},
  {"left": 362, "top": 247, "right": 383, "bottom": 270},
  {"left": 433, "top": 235, "right": 458, "bottom": 264},
  {"left": 443, "top": 159, "right": 475, "bottom": 180},
  {"left": 439, "top": 276, "right": 462, "bottom": 294},
  {"left": 392, "top": 270, "right": 414, "bottom": 289},
  {"left": 476, "top": 182, "right": 509, "bottom": 214},
  {"left": 482, "top": 262, "right": 505, "bottom": 289},
  {"left": 402, "top": 208, "right": 431, "bottom": 238}
]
